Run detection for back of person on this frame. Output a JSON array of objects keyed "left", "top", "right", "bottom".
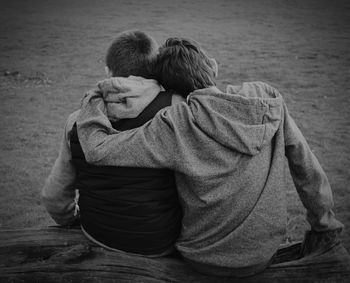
[
  {"left": 151, "top": 39, "right": 287, "bottom": 274},
  {"left": 41, "top": 31, "right": 184, "bottom": 256},
  {"left": 76, "top": 37, "right": 343, "bottom": 276},
  {"left": 70, "top": 90, "right": 182, "bottom": 255},
  {"left": 69, "top": 31, "right": 182, "bottom": 256},
  {"left": 167, "top": 84, "right": 285, "bottom": 276}
]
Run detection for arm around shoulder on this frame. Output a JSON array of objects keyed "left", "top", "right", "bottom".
[{"left": 77, "top": 90, "right": 178, "bottom": 169}]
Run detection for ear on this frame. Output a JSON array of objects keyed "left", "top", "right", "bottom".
[
  {"left": 209, "top": 58, "right": 218, "bottom": 78},
  {"left": 105, "top": 66, "right": 112, "bottom": 78}
]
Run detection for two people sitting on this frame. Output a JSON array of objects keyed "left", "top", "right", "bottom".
[{"left": 42, "top": 30, "right": 343, "bottom": 277}]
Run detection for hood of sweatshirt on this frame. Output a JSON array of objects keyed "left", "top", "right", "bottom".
[
  {"left": 97, "top": 76, "right": 162, "bottom": 121},
  {"left": 187, "top": 82, "right": 283, "bottom": 156}
]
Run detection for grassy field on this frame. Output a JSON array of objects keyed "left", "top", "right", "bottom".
[{"left": 0, "top": 0, "right": 349, "bottom": 252}]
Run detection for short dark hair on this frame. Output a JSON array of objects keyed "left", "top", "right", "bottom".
[
  {"left": 154, "top": 38, "right": 216, "bottom": 97},
  {"left": 105, "top": 30, "right": 158, "bottom": 78}
]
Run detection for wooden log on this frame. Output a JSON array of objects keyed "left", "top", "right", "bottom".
[{"left": 0, "top": 227, "right": 349, "bottom": 283}]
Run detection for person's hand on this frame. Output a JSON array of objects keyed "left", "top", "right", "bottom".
[
  {"left": 97, "top": 77, "right": 161, "bottom": 121},
  {"left": 98, "top": 77, "right": 131, "bottom": 100},
  {"left": 80, "top": 88, "right": 103, "bottom": 107},
  {"left": 300, "top": 228, "right": 342, "bottom": 257}
]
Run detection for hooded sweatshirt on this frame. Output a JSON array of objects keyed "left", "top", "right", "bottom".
[
  {"left": 76, "top": 80, "right": 343, "bottom": 276},
  {"left": 41, "top": 76, "right": 183, "bottom": 255}
]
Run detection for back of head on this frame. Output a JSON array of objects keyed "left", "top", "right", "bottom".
[
  {"left": 155, "top": 37, "right": 216, "bottom": 97},
  {"left": 106, "top": 30, "right": 159, "bottom": 78}
]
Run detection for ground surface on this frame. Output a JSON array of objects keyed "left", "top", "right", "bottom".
[{"left": 0, "top": 0, "right": 349, "bottom": 252}]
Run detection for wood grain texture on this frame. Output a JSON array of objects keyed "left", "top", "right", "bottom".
[{"left": 0, "top": 227, "right": 349, "bottom": 283}]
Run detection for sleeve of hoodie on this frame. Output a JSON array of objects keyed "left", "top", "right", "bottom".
[
  {"left": 41, "top": 111, "right": 79, "bottom": 226},
  {"left": 77, "top": 90, "right": 176, "bottom": 169},
  {"left": 283, "top": 104, "right": 344, "bottom": 232}
]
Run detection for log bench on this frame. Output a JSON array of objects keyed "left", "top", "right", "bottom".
[{"left": 0, "top": 227, "right": 349, "bottom": 282}]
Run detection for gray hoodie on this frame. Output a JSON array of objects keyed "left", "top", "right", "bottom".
[{"left": 77, "top": 81, "right": 343, "bottom": 276}]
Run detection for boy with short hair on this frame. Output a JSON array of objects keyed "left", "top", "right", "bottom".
[
  {"left": 154, "top": 37, "right": 217, "bottom": 96},
  {"left": 77, "top": 37, "right": 344, "bottom": 276},
  {"left": 105, "top": 30, "right": 158, "bottom": 79},
  {"left": 42, "top": 30, "right": 183, "bottom": 256}
]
